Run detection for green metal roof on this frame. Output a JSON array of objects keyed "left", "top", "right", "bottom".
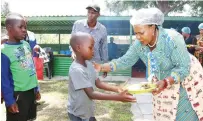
[{"left": 1, "top": 16, "right": 203, "bottom": 34}]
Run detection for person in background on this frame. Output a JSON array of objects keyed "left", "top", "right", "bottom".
[
  {"left": 181, "top": 27, "right": 197, "bottom": 55},
  {"left": 68, "top": 32, "right": 136, "bottom": 121},
  {"left": 25, "top": 30, "right": 49, "bottom": 80},
  {"left": 71, "top": 4, "right": 108, "bottom": 63},
  {"left": 170, "top": 28, "right": 178, "bottom": 31},
  {"left": 1, "top": 13, "right": 41, "bottom": 121},
  {"left": 108, "top": 37, "right": 118, "bottom": 60},
  {"left": 194, "top": 23, "right": 203, "bottom": 66},
  {"left": 93, "top": 8, "right": 203, "bottom": 121},
  {"left": 25, "top": 31, "right": 38, "bottom": 57}
]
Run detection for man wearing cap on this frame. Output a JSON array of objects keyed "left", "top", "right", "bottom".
[
  {"left": 181, "top": 27, "right": 197, "bottom": 55},
  {"left": 71, "top": 4, "right": 108, "bottom": 63}
]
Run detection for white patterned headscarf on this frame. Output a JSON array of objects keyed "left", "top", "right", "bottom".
[{"left": 130, "top": 8, "right": 164, "bottom": 26}]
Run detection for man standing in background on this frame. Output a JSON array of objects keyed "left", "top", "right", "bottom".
[
  {"left": 71, "top": 4, "right": 108, "bottom": 63},
  {"left": 108, "top": 37, "right": 118, "bottom": 60}
]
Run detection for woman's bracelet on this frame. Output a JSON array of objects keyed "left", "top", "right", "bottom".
[
  {"left": 109, "top": 63, "right": 114, "bottom": 72},
  {"left": 164, "top": 78, "right": 171, "bottom": 88}
]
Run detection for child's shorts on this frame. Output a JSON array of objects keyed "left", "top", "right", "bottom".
[
  {"left": 68, "top": 112, "right": 90, "bottom": 121},
  {"left": 6, "top": 88, "right": 37, "bottom": 121}
]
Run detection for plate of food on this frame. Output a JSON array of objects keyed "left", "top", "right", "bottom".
[
  {"left": 186, "top": 45, "right": 197, "bottom": 48},
  {"left": 124, "top": 83, "right": 156, "bottom": 94}
]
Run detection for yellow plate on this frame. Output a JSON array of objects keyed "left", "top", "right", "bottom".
[
  {"left": 125, "top": 83, "right": 156, "bottom": 94},
  {"left": 186, "top": 45, "right": 197, "bottom": 48}
]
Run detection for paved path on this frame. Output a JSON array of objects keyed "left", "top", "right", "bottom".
[{"left": 128, "top": 78, "right": 154, "bottom": 121}]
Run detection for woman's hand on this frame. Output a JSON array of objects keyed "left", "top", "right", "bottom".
[
  {"left": 152, "top": 80, "right": 166, "bottom": 95},
  {"left": 199, "top": 41, "right": 203, "bottom": 47},
  {"left": 92, "top": 62, "right": 101, "bottom": 72},
  {"left": 196, "top": 46, "right": 203, "bottom": 53},
  {"left": 195, "top": 46, "right": 203, "bottom": 50},
  {"left": 93, "top": 62, "right": 112, "bottom": 73},
  {"left": 152, "top": 77, "right": 174, "bottom": 95}
]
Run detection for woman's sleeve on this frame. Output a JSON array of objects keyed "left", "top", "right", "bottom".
[
  {"left": 170, "top": 33, "right": 190, "bottom": 83},
  {"left": 110, "top": 40, "right": 140, "bottom": 71}
]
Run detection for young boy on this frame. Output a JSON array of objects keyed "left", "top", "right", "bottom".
[
  {"left": 68, "top": 32, "right": 136, "bottom": 121},
  {"left": 1, "top": 13, "right": 41, "bottom": 121}
]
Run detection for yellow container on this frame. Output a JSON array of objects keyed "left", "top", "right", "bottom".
[{"left": 125, "top": 83, "right": 156, "bottom": 94}]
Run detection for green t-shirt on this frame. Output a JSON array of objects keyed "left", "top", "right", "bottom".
[{"left": 1, "top": 41, "right": 38, "bottom": 91}]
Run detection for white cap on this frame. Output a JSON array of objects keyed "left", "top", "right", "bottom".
[{"left": 130, "top": 8, "right": 164, "bottom": 26}]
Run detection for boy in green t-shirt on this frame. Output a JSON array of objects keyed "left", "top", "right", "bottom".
[{"left": 1, "top": 13, "right": 41, "bottom": 121}]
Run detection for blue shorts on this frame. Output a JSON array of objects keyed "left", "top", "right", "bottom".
[{"left": 68, "top": 112, "right": 89, "bottom": 121}]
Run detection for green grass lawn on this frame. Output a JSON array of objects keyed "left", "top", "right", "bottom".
[{"left": 36, "top": 80, "right": 133, "bottom": 121}]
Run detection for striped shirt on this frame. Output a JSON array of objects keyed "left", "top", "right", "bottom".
[{"left": 71, "top": 19, "right": 108, "bottom": 63}]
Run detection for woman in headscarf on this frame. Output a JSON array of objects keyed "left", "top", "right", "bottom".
[
  {"left": 195, "top": 23, "right": 203, "bottom": 66},
  {"left": 181, "top": 27, "right": 197, "bottom": 55},
  {"left": 94, "top": 8, "right": 203, "bottom": 121}
]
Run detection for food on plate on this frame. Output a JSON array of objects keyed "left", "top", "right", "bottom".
[{"left": 125, "top": 83, "right": 156, "bottom": 94}]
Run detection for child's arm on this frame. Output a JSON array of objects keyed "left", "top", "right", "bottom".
[
  {"left": 83, "top": 87, "right": 136, "bottom": 102},
  {"left": 70, "top": 68, "right": 136, "bottom": 102},
  {"left": 1, "top": 53, "right": 19, "bottom": 113},
  {"left": 95, "top": 78, "right": 122, "bottom": 93}
]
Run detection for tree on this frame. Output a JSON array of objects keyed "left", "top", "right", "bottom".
[
  {"left": 189, "top": 1, "right": 203, "bottom": 17},
  {"left": 1, "top": 1, "right": 10, "bottom": 17},
  {"left": 105, "top": 0, "right": 203, "bottom": 16}
]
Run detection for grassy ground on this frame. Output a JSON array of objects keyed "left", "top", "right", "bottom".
[
  {"left": 0, "top": 80, "right": 132, "bottom": 121},
  {"left": 37, "top": 80, "right": 133, "bottom": 121}
]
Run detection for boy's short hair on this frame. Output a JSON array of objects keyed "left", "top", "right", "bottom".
[
  {"left": 5, "top": 13, "right": 25, "bottom": 27},
  {"left": 70, "top": 32, "right": 91, "bottom": 51}
]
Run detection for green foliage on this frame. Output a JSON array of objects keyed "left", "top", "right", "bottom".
[
  {"left": 1, "top": 2, "right": 10, "bottom": 17},
  {"left": 105, "top": 0, "right": 203, "bottom": 16},
  {"left": 35, "top": 34, "right": 71, "bottom": 44},
  {"left": 189, "top": 1, "right": 203, "bottom": 17}
]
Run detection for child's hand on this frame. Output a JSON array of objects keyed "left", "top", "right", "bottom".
[
  {"left": 33, "top": 45, "right": 40, "bottom": 53},
  {"left": 118, "top": 90, "right": 136, "bottom": 102},
  {"left": 1, "top": 98, "right": 3, "bottom": 104},
  {"left": 1, "top": 95, "right": 4, "bottom": 104},
  {"left": 8, "top": 103, "right": 19, "bottom": 113},
  {"left": 117, "top": 86, "right": 125, "bottom": 93},
  {"left": 36, "top": 91, "right": 41, "bottom": 101}
]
